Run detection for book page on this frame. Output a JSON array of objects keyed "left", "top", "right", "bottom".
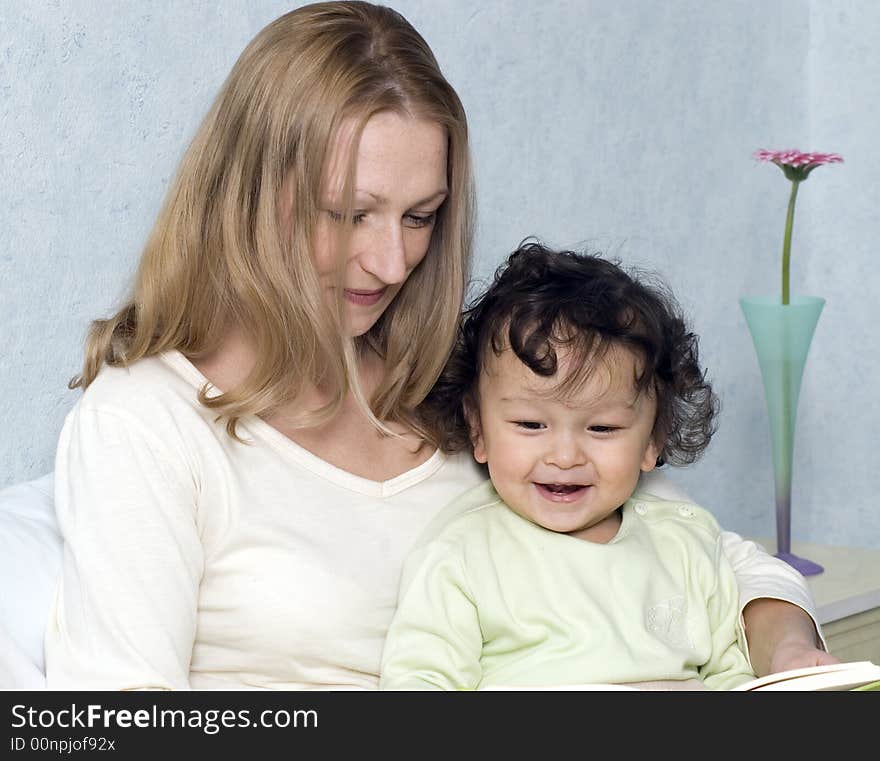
[
  {"left": 732, "top": 661, "right": 880, "bottom": 691},
  {"left": 480, "top": 664, "right": 880, "bottom": 691}
]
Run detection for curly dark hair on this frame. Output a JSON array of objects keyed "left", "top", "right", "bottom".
[{"left": 418, "top": 240, "right": 719, "bottom": 466}]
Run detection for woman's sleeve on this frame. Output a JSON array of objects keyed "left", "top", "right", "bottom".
[
  {"left": 720, "top": 529, "right": 827, "bottom": 654},
  {"left": 44, "top": 406, "right": 203, "bottom": 690}
]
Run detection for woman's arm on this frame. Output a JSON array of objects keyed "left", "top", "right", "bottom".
[
  {"left": 45, "top": 405, "right": 202, "bottom": 689},
  {"left": 721, "top": 531, "right": 839, "bottom": 676},
  {"left": 742, "top": 598, "right": 839, "bottom": 676}
]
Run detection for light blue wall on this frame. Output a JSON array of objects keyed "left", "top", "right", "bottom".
[{"left": 2, "top": 1, "right": 878, "bottom": 548}]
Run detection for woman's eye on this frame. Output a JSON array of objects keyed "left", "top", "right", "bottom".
[
  {"left": 514, "top": 421, "right": 545, "bottom": 430},
  {"left": 404, "top": 212, "right": 436, "bottom": 229},
  {"left": 327, "top": 210, "right": 366, "bottom": 225}
]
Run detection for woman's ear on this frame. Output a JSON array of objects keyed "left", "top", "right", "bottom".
[{"left": 463, "top": 399, "right": 487, "bottom": 464}]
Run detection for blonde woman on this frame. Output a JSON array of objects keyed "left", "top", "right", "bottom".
[{"left": 44, "top": 2, "right": 834, "bottom": 690}]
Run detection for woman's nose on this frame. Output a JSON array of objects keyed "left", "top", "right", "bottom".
[{"left": 360, "top": 222, "right": 408, "bottom": 285}]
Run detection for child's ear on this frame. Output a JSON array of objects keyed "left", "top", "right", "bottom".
[
  {"left": 640, "top": 437, "right": 662, "bottom": 473},
  {"left": 463, "top": 400, "right": 487, "bottom": 464}
]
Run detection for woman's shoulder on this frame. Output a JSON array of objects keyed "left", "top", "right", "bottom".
[
  {"left": 56, "top": 352, "right": 219, "bottom": 488},
  {"left": 67, "top": 351, "right": 213, "bottom": 443},
  {"left": 431, "top": 450, "right": 486, "bottom": 488},
  {"left": 77, "top": 351, "right": 204, "bottom": 414}
]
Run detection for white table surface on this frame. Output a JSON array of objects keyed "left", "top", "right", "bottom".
[{"left": 751, "top": 539, "right": 880, "bottom": 625}]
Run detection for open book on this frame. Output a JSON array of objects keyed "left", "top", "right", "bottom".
[
  {"left": 481, "top": 661, "right": 880, "bottom": 691},
  {"left": 731, "top": 660, "right": 880, "bottom": 691}
]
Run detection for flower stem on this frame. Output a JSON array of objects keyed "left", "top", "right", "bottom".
[{"left": 782, "top": 179, "right": 800, "bottom": 305}]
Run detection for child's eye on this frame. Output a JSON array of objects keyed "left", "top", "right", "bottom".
[
  {"left": 589, "top": 425, "right": 619, "bottom": 434},
  {"left": 327, "top": 210, "right": 366, "bottom": 225},
  {"left": 514, "top": 421, "right": 545, "bottom": 430}
]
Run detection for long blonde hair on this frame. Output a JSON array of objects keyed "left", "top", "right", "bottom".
[{"left": 72, "top": 1, "right": 474, "bottom": 440}]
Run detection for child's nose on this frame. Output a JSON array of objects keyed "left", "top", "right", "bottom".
[{"left": 544, "top": 432, "right": 585, "bottom": 469}]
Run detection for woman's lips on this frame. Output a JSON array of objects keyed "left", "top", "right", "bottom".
[
  {"left": 534, "top": 483, "right": 590, "bottom": 503},
  {"left": 344, "top": 288, "right": 387, "bottom": 306}
]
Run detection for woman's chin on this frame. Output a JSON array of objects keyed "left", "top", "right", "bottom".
[
  {"left": 340, "top": 311, "right": 379, "bottom": 338},
  {"left": 343, "top": 304, "right": 390, "bottom": 338}
]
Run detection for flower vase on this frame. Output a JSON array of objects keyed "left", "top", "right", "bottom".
[{"left": 739, "top": 296, "right": 825, "bottom": 576}]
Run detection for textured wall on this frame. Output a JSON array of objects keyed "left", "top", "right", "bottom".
[{"left": 1, "top": 1, "right": 878, "bottom": 548}]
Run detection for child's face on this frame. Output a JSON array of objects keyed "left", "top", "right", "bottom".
[{"left": 469, "top": 345, "right": 660, "bottom": 543}]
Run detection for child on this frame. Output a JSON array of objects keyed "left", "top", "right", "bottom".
[{"left": 379, "top": 241, "right": 756, "bottom": 690}]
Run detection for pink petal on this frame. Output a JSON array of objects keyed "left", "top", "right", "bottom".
[{"left": 753, "top": 148, "right": 843, "bottom": 167}]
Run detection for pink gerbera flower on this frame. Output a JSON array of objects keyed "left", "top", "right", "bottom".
[
  {"left": 754, "top": 148, "right": 843, "bottom": 303},
  {"left": 754, "top": 149, "right": 843, "bottom": 182}
]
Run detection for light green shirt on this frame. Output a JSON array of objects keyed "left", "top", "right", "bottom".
[{"left": 380, "top": 480, "right": 754, "bottom": 690}]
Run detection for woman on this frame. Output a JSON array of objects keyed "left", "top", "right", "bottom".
[{"left": 44, "top": 1, "right": 833, "bottom": 690}]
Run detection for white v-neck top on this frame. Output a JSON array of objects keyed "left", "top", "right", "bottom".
[
  {"left": 44, "top": 351, "right": 822, "bottom": 690},
  {"left": 45, "top": 351, "right": 487, "bottom": 690}
]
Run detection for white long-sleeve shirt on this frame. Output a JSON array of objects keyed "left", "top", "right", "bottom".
[{"left": 44, "top": 351, "right": 823, "bottom": 689}]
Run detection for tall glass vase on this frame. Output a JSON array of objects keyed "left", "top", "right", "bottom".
[{"left": 739, "top": 296, "right": 825, "bottom": 576}]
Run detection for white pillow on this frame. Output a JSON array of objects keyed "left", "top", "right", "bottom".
[{"left": 0, "top": 473, "right": 60, "bottom": 688}]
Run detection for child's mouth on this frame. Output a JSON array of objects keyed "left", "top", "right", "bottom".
[{"left": 535, "top": 483, "right": 589, "bottom": 502}]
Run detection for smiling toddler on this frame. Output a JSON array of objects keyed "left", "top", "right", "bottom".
[{"left": 379, "top": 241, "right": 756, "bottom": 690}]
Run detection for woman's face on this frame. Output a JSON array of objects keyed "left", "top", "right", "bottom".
[{"left": 312, "top": 111, "right": 449, "bottom": 337}]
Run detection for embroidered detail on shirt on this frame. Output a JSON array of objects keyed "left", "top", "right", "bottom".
[{"left": 646, "top": 595, "right": 694, "bottom": 650}]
